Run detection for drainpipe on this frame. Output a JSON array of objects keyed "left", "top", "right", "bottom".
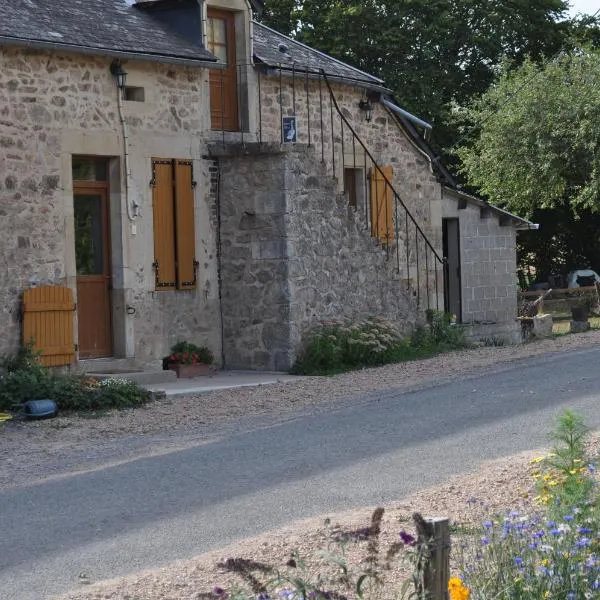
[
  {"left": 214, "top": 160, "right": 227, "bottom": 369},
  {"left": 243, "top": 0, "right": 255, "bottom": 65},
  {"left": 198, "top": 0, "right": 208, "bottom": 52},
  {"left": 116, "top": 87, "right": 138, "bottom": 223}
]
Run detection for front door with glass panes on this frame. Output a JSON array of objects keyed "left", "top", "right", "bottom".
[
  {"left": 72, "top": 157, "right": 113, "bottom": 358},
  {"left": 207, "top": 8, "right": 238, "bottom": 131}
]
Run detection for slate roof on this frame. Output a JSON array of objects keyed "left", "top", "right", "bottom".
[
  {"left": 253, "top": 22, "right": 385, "bottom": 88},
  {"left": 0, "top": 0, "right": 217, "bottom": 65}
]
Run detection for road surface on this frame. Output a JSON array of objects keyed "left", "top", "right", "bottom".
[{"left": 1, "top": 346, "right": 600, "bottom": 599}]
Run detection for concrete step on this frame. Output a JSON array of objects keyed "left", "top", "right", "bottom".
[
  {"left": 76, "top": 358, "right": 177, "bottom": 385},
  {"left": 90, "top": 370, "right": 178, "bottom": 385}
]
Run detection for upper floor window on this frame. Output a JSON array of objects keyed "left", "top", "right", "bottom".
[{"left": 207, "top": 8, "right": 239, "bottom": 131}]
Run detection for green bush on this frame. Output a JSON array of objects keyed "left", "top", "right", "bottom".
[
  {"left": 292, "top": 313, "right": 467, "bottom": 375},
  {"left": 0, "top": 345, "right": 152, "bottom": 413}
]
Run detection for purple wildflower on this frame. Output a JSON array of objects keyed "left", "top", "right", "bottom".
[
  {"left": 483, "top": 520, "right": 493, "bottom": 529},
  {"left": 399, "top": 531, "right": 416, "bottom": 546},
  {"left": 514, "top": 557, "right": 523, "bottom": 567},
  {"left": 563, "top": 514, "right": 574, "bottom": 522},
  {"left": 213, "top": 587, "right": 226, "bottom": 597},
  {"left": 578, "top": 527, "right": 592, "bottom": 534},
  {"left": 481, "top": 536, "right": 490, "bottom": 545},
  {"left": 576, "top": 537, "right": 591, "bottom": 548}
]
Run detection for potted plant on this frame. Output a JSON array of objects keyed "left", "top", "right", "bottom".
[{"left": 163, "top": 342, "right": 216, "bottom": 378}]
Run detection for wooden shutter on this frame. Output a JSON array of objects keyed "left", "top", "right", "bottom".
[
  {"left": 22, "top": 286, "right": 76, "bottom": 366},
  {"left": 174, "top": 160, "right": 197, "bottom": 290},
  {"left": 370, "top": 166, "right": 395, "bottom": 243},
  {"left": 152, "top": 159, "right": 177, "bottom": 289}
]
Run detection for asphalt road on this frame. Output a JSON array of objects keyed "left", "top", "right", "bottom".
[{"left": 2, "top": 346, "right": 600, "bottom": 599}]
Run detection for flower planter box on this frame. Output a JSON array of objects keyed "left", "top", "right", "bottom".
[{"left": 167, "top": 363, "right": 214, "bottom": 378}]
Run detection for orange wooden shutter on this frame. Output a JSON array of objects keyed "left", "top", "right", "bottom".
[
  {"left": 370, "top": 166, "right": 395, "bottom": 243},
  {"left": 152, "top": 159, "right": 177, "bottom": 289},
  {"left": 174, "top": 160, "right": 197, "bottom": 290},
  {"left": 22, "top": 285, "right": 76, "bottom": 366}
]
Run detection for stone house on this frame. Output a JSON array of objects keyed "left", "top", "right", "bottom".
[{"left": 0, "top": 0, "right": 535, "bottom": 372}]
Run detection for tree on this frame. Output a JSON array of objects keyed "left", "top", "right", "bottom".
[
  {"left": 258, "top": 1, "right": 576, "bottom": 159},
  {"left": 457, "top": 50, "right": 600, "bottom": 279}
]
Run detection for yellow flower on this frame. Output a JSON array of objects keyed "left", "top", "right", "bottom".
[
  {"left": 530, "top": 456, "right": 545, "bottom": 464},
  {"left": 448, "top": 577, "right": 470, "bottom": 600}
]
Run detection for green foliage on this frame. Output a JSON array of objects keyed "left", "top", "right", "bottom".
[
  {"left": 534, "top": 411, "right": 597, "bottom": 520},
  {"left": 292, "top": 313, "right": 467, "bottom": 375},
  {"left": 257, "top": 1, "right": 596, "bottom": 161},
  {"left": 0, "top": 345, "right": 152, "bottom": 413},
  {"left": 457, "top": 50, "right": 600, "bottom": 277},
  {"left": 1, "top": 340, "right": 45, "bottom": 375}
]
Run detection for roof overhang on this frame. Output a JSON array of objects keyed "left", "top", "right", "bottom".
[{"left": 443, "top": 186, "right": 539, "bottom": 231}]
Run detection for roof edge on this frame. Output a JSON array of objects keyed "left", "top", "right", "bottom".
[
  {"left": 255, "top": 61, "right": 391, "bottom": 94},
  {"left": 0, "top": 34, "right": 218, "bottom": 67},
  {"left": 443, "top": 186, "right": 539, "bottom": 231},
  {"left": 252, "top": 21, "right": 385, "bottom": 85}
]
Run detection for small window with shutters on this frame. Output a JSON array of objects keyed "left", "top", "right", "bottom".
[
  {"left": 151, "top": 158, "right": 198, "bottom": 290},
  {"left": 369, "top": 165, "right": 395, "bottom": 244}
]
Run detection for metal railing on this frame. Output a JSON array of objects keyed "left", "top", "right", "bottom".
[{"left": 212, "top": 64, "right": 445, "bottom": 311}]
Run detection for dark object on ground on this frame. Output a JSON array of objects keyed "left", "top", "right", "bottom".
[{"left": 23, "top": 399, "right": 58, "bottom": 420}]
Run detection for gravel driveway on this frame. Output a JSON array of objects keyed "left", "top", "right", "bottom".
[{"left": 2, "top": 330, "right": 600, "bottom": 492}]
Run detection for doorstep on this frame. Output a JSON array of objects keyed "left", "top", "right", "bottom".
[{"left": 142, "top": 370, "right": 300, "bottom": 397}]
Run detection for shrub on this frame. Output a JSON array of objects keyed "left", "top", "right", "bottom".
[
  {"left": 292, "top": 313, "right": 467, "bottom": 375},
  {"left": 292, "top": 317, "right": 416, "bottom": 374},
  {"left": 0, "top": 345, "right": 152, "bottom": 413}
]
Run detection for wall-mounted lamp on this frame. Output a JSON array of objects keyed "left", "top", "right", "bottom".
[
  {"left": 110, "top": 59, "right": 128, "bottom": 97},
  {"left": 359, "top": 99, "right": 373, "bottom": 122}
]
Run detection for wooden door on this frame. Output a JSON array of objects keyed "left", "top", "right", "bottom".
[
  {"left": 74, "top": 185, "right": 113, "bottom": 358},
  {"left": 208, "top": 8, "right": 239, "bottom": 131}
]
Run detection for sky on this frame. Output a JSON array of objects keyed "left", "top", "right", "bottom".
[{"left": 568, "top": 0, "right": 600, "bottom": 17}]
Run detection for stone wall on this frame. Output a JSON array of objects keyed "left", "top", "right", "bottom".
[
  {"left": 255, "top": 75, "right": 442, "bottom": 253},
  {"left": 0, "top": 47, "right": 221, "bottom": 365},
  {"left": 214, "top": 143, "right": 420, "bottom": 371}
]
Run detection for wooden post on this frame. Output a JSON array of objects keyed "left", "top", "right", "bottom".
[{"left": 413, "top": 513, "right": 450, "bottom": 600}]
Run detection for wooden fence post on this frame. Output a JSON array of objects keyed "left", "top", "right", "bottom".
[{"left": 413, "top": 513, "right": 450, "bottom": 600}]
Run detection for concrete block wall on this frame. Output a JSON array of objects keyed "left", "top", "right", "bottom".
[{"left": 442, "top": 189, "right": 520, "bottom": 342}]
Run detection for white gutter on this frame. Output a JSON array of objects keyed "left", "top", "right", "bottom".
[{"left": 381, "top": 97, "right": 432, "bottom": 132}]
